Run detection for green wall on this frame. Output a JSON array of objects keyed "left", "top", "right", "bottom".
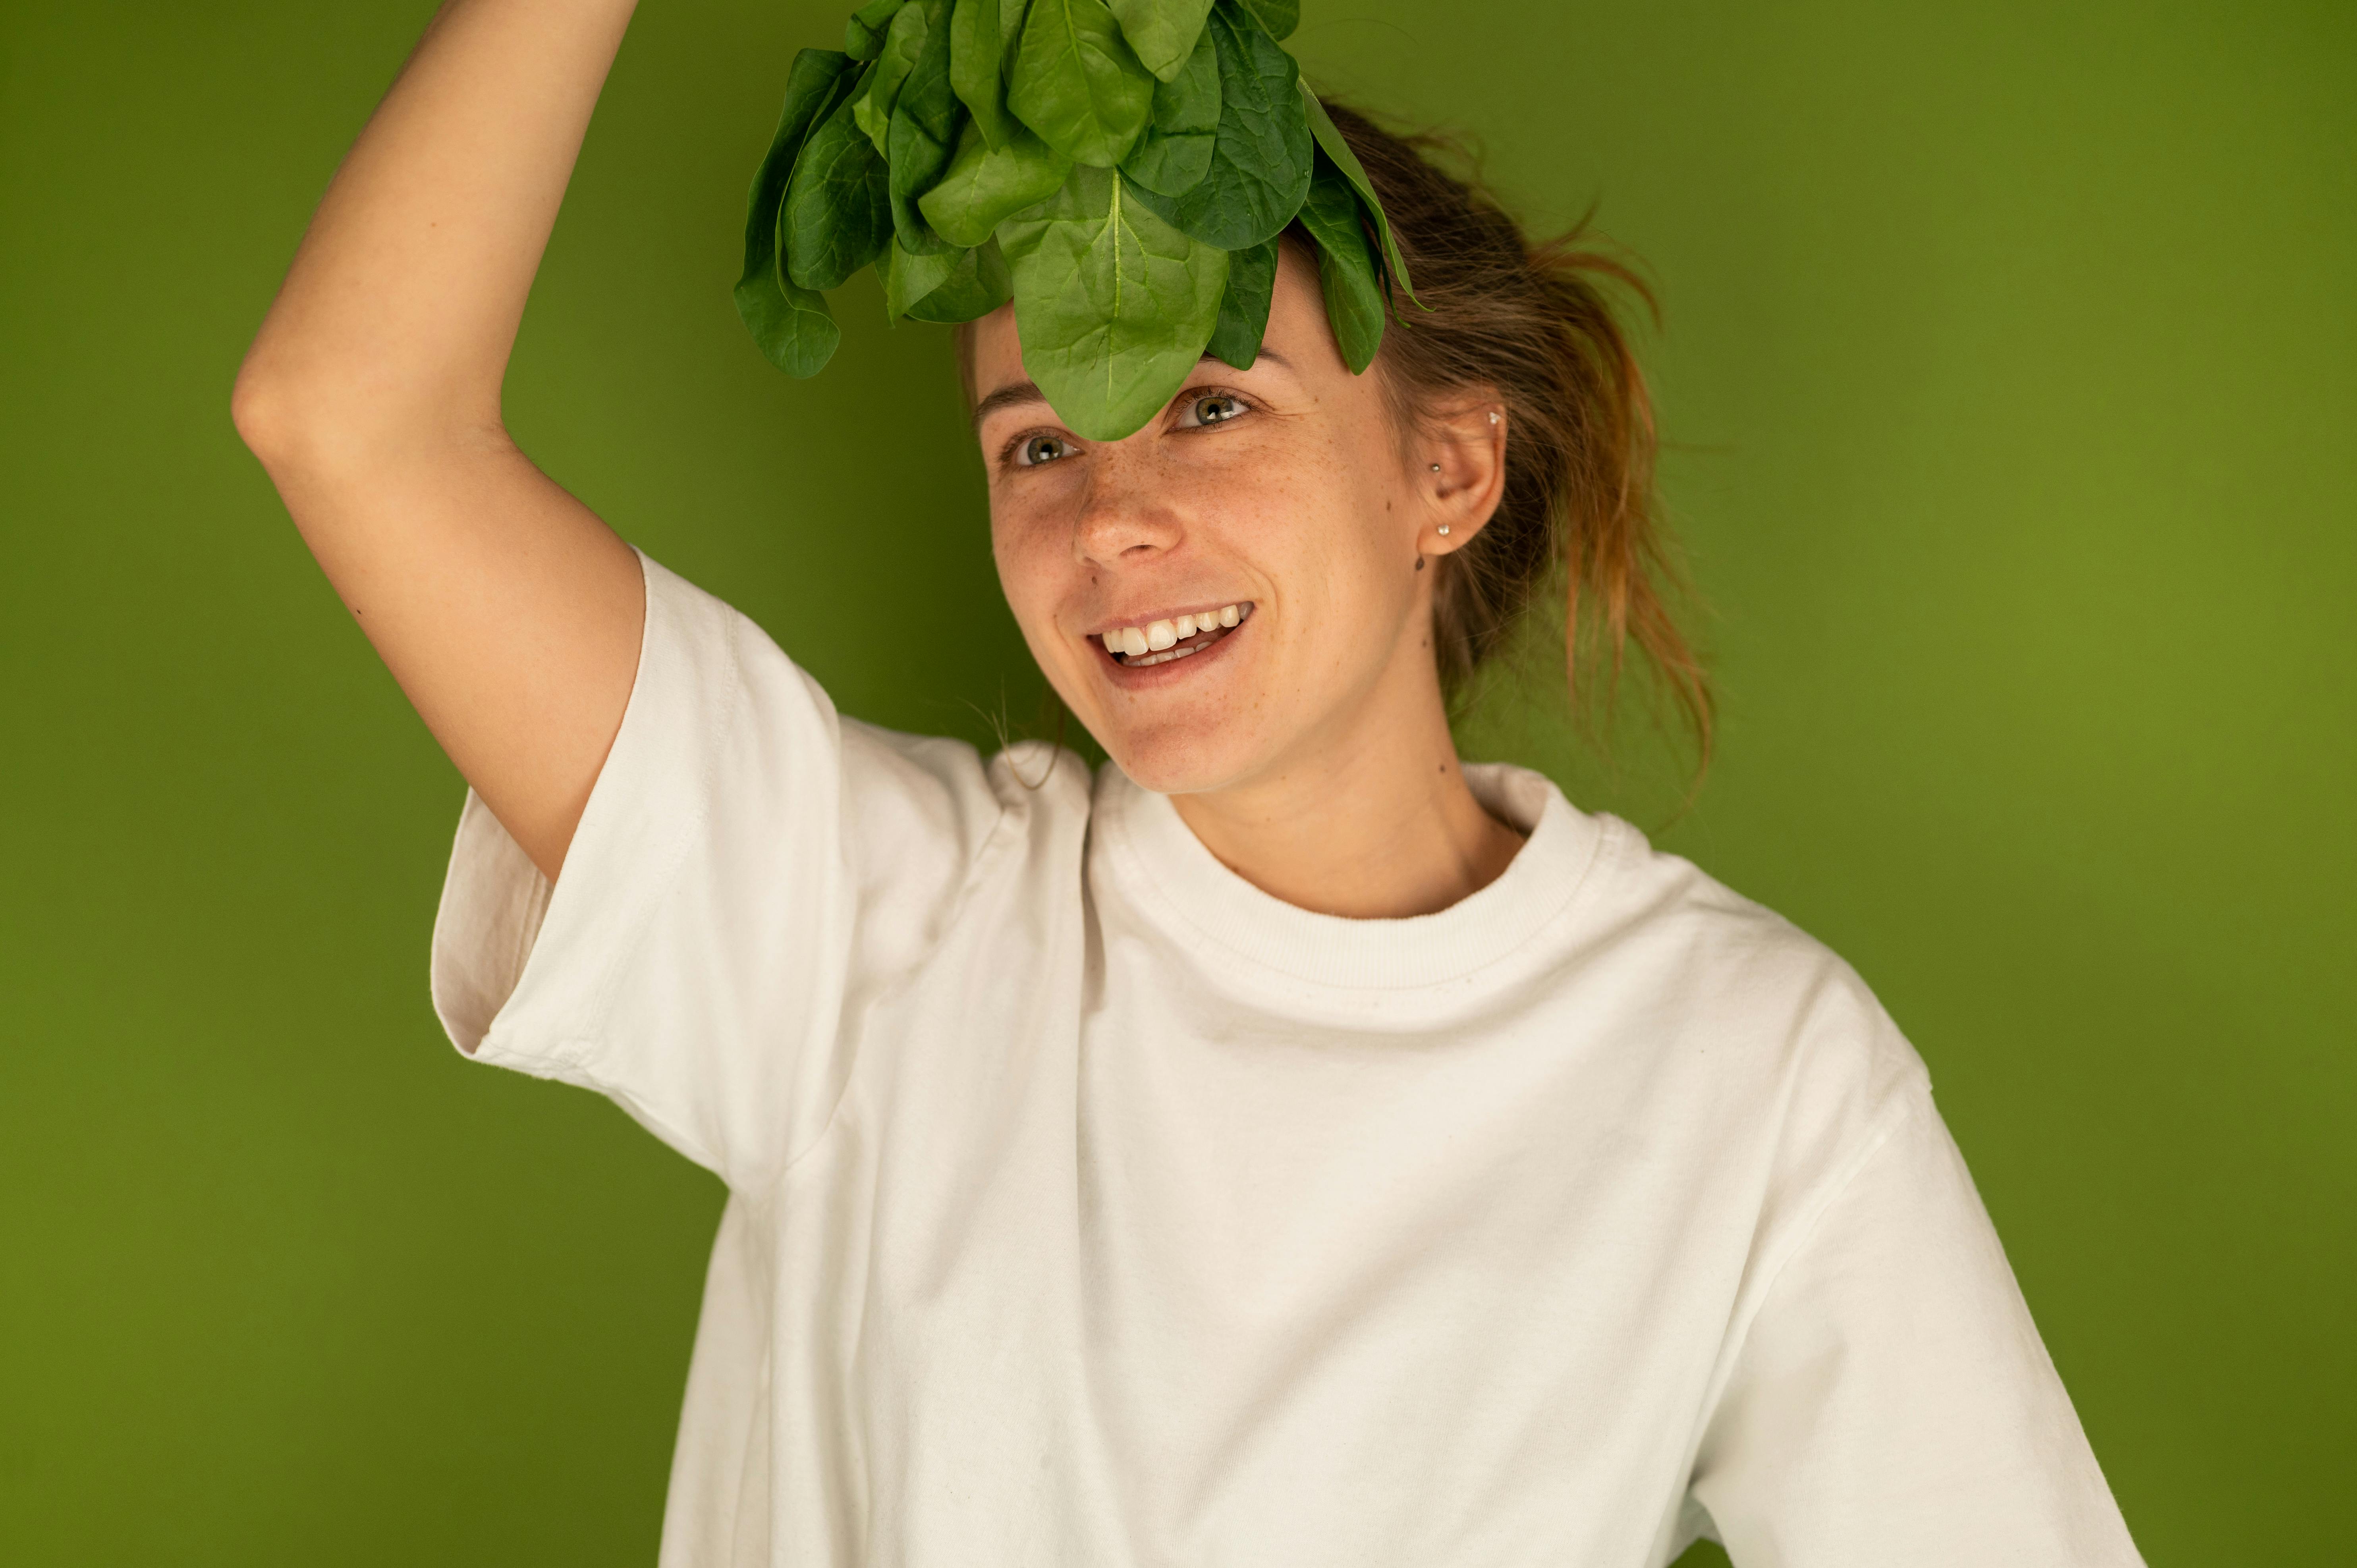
[{"left": 3, "top": 1, "right": 2349, "bottom": 1561}]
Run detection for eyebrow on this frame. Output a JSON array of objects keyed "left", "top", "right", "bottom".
[
  {"left": 971, "top": 380, "right": 1048, "bottom": 427},
  {"left": 970, "top": 349, "right": 1294, "bottom": 430}
]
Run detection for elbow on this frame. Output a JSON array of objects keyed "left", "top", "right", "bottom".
[
  {"left": 230, "top": 346, "right": 497, "bottom": 476},
  {"left": 229, "top": 353, "right": 302, "bottom": 467},
  {"left": 229, "top": 342, "right": 355, "bottom": 473}
]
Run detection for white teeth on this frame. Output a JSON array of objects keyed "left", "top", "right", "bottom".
[{"left": 1099, "top": 603, "right": 1251, "bottom": 663}]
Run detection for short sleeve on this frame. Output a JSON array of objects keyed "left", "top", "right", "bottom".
[
  {"left": 429, "top": 550, "right": 1012, "bottom": 1189},
  {"left": 1687, "top": 1092, "right": 2145, "bottom": 1567}
]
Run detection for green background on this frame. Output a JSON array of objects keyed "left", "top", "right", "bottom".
[{"left": 2, "top": 0, "right": 2349, "bottom": 1560}]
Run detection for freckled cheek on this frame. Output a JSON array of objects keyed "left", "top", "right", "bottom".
[
  {"left": 990, "top": 505, "right": 1081, "bottom": 657},
  {"left": 1183, "top": 448, "right": 1337, "bottom": 567},
  {"left": 1242, "top": 484, "right": 1363, "bottom": 612}
]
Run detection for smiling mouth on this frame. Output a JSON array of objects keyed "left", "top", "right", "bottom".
[{"left": 1096, "top": 603, "right": 1254, "bottom": 668}]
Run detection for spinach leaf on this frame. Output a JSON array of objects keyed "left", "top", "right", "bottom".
[
  {"left": 1298, "top": 81, "right": 1417, "bottom": 306},
  {"left": 886, "top": 0, "right": 962, "bottom": 255},
  {"left": 852, "top": 0, "right": 931, "bottom": 153},
  {"left": 1127, "top": 2, "right": 1310, "bottom": 251},
  {"left": 1296, "top": 155, "right": 1382, "bottom": 372},
  {"left": 884, "top": 235, "right": 961, "bottom": 320},
  {"left": 949, "top": 0, "right": 1016, "bottom": 150},
  {"left": 920, "top": 116, "right": 1073, "bottom": 247},
  {"left": 1007, "top": 0, "right": 1155, "bottom": 170},
  {"left": 1116, "top": 21, "right": 1218, "bottom": 197},
  {"left": 735, "top": 50, "right": 858, "bottom": 375},
  {"left": 997, "top": 165, "right": 1229, "bottom": 438},
  {"left": 907, "top": 237, "right": 1016, "bottom": 322},
  {"left": 786, "top": 72, "right": 895, "bottom": 290},
  {"left": 1203, "top": 235, "right": 1276, "bottom": 369},
  {"left": 845, "top": 0, "right": 906, "bottom": 60},
  {"left": 1105, "top": 0, "right": 1215, "bottom": 82},
  {"left": 1233, "top": 0, "right": 1295, "bottom": 41},
  {"left": 738, "top": 49, "right": 858, "bottom": 376}
]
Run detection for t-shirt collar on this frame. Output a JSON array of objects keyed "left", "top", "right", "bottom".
[{"left": 1094, "top": 762, "right": 1610, "bottom": 993}]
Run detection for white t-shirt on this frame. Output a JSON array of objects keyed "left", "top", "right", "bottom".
[{"left": 432, "top": 553, "right": 2141, "bottom": 1568}]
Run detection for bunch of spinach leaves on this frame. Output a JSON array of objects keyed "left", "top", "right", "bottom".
[{"left": 736, "top": 0, "right": 1411, "bottom": 439}]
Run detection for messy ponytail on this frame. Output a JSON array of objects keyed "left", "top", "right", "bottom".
[{"left": 1320, "top": 100, "right": 1712, "bottom": 773}]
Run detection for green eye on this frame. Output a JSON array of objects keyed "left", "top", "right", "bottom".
[
  {"left": 1183, "top": 393, "right": 1245, "bottom": 427},
  {"left": 1018, "top": 434, "right": 1073, "bottom": 466}
]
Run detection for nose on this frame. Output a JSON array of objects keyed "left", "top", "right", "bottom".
[{"left": 1072, "top": 448, "right": 1183, "bottom": 569}]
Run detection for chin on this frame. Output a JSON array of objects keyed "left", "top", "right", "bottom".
[
  {"left": 1042, "top": 601, "right": 1280, "bottom": 796},
  {"left": 1098, "top": 719, "right": 1259, "bottom": 796}
]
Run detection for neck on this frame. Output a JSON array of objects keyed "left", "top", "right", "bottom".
[{"left": 1169, "top": 657, "right": 1526, "bottom": 920}]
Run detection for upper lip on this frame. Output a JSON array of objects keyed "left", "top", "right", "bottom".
[{"left": 1081, "top": 602, "right": 1249, "bottom": 636}]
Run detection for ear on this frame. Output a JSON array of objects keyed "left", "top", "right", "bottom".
[{"left": 1415, "top": 394, "right": 1508, "bottom": 558}]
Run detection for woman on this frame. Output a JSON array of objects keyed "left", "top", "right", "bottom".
[{"left": 233, "top": 1, "right": 2143, "bottom": 1564}]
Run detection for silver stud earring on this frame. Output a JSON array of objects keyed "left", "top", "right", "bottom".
[
  {"left": 1488, "top": 411, "right": 1499, "bottom": 424},
  {"left": 1437, "top": 524, "right": 1452, "bottom": 535},
  {"left": 1429, "top": 463, "right": 1441, "bottom": 473}
]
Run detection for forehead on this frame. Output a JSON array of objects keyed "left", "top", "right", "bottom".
[{"left": 963, "top": 239, "right": 1327, "bottom": 408}]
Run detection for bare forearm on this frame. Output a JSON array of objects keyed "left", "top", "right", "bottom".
[
  {"left": 237, "top": 0, "right": 640, "bottom": 445},
  {"left": 235, "top": 0, "right": 650, "bottom": 882}
]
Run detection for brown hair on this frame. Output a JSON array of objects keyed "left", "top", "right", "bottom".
[{"left": 1320, "top": 100, "right": 1711, "bottom": 772}]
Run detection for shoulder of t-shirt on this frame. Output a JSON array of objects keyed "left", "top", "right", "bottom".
[
  {"left": 636, "top": 549, "right": 1098, "bottom": 946},
  {"left": 831, "top": 720, "right": 1097, "bottom": 988},
  {"left": 837, "top": 721, "right": 1094, "bottom": 870},
  {"left": 1582, "top": 815, "right": 1934, "bottom": 1122},
  {"left": 637, "top": 548, "right": 1093, "bottom": 865}
]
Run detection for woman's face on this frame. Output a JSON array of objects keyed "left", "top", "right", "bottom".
[{"left": 971, "top": 245, "right": 1489, "bottom": 796}]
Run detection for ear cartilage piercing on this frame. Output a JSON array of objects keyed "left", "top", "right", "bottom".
[{"left": 1488, "top": 411, "right": 1499, "bottom": 424}]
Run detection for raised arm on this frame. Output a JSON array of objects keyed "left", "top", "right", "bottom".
[{"left": 233, "top": 0, "right": 647, "bottom": 881}]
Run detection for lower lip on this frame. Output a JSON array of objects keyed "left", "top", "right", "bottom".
[{"left": 1095, "top": 615, "right": 1250, "bottom": 687}]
